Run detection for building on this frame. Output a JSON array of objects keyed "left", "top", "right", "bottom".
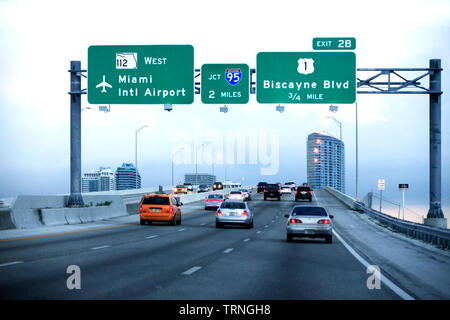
[
  {"left": 115, "top": 163, "right": 141, "bottom": 190},
  {"left": 184, "top": 173, "right": 216, "bottom": 187},
  {"left": 82, "top": 167, "right": 115, "bottom": 193},
  {"left": 307, "top": 132, "right": 345, "bottom": 193}
]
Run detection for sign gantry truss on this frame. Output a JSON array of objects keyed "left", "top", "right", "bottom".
[{"left": 199, "top": 67, "right": 442, "bottom": 95}]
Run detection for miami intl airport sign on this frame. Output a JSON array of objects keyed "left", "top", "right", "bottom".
[
  {"left": 87, "top": 45, "right": 194, "bottom": 104},
  {"left": 256, "top": 52, "right": 356, "bottom": 104}
]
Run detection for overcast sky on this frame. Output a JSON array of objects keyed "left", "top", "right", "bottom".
[{"left": 0, "top": 0, "right": 449, "bottom": 215}]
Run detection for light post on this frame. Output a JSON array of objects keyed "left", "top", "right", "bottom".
[
  {"left": 195, "top": 143, "right": 209, "bottom": 187},
  {"left": 172, "top": 147, "right": 184, "bottom": 186},
  {"left": 325, "top": 116, "right": 342, "bottom": 141},
  {"left": 135, "top": 125, "right": 148, "bottom": 189},
  {"left": 355, "top": 100, "right": 359, "bottom": 200}
]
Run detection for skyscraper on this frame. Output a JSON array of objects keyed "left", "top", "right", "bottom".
[
  {"left": 82, "top": 167, "right": 115, "bottom": 193},
  {"left": 115, "top": 163, "right": 141, "bottom": 190},
  {"left": 307, "top": 132, "right": 345, "bottom": 193}
]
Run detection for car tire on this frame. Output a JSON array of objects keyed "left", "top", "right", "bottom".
[
  {"left": 264, "top": 196, "right": 267, "bottom": 201},
  {"left": 287, "top": 234, "right": 293, "bottom": 242},
  {"left": 171, "top": 216, "right": 177, "bottom": 226},
  {"left": 204, "top": 207, "right": 208, "bottom": 210},
  {"left": 325, "top": 235, "right": 332, "bottom": 244},
  {"left": 278, "top": 196, "right": 281, "bottom": 201},
  {"left": 309, "top": 198, "right": 312, "bottom": 202},
  {"left": 140, "top": 219, "right": 145, "bottom": 225},
  {"left": 216, "top": 222, "right": 222, "bottom": 228},
  {"left": 177, "top": 215, "right": 181, "bottom": 225}
]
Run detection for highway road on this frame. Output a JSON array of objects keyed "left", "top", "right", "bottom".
[{"left": 0, "top": 190, "right": 402, "bottom": 299}]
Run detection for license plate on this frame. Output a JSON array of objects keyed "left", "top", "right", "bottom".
[
  {"left": 153, "top": 209, "right": 160, "bottom": 212},
  {"left": 304, "top": 230, "right": 314, "bottom": 234}
]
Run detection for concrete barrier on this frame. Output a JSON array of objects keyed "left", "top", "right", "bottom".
[
  {"left": 0, "top": 186, "right": 253, "bottom": 230},
  {"left": 41, "top": 209, "right": 68, "bottom": 226},
  {"left": 323, "top": 186, "right": 357, "bottom": 210}
]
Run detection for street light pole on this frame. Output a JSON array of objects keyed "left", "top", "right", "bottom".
[
  {"left": 355, "top": 100, "right": 359, "bottom": 201},
  {"left": 135, "top": 125, "right": 148, "bottom": 189},
  {"left": 325, "top": 116, "right": 342, "bottom": 141},
  {"left": 172, "top": 147, "right": 184, "bottom": 186}
]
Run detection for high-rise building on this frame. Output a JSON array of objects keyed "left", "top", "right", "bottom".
[
  {"left": 307, "top": 132, "right": 345, "bottom": 193},
  {"left": 115, "top": 163, "right": 141, "bottom": 190},
  {"left": 184, "top": 173, "right": 216, "bottom": 187},
  {"left": 82, "top": 167, "right": 115, "bottom": 193}
]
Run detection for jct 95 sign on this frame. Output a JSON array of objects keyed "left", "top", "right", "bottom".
[{"left": 201, "top": 64, "right": 249, "bottom": 104}]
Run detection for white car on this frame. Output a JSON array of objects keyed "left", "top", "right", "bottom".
[
  {"left": 228, "top": 191, "right": 245, "bottom": 201},
  {"left": 281, "top": 186, "right": 292, "bottom": 194}
]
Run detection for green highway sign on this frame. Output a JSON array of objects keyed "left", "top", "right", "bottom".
[
  {"left": 313, "top": 37, "right": 356, "bottom": 50},
  {"left": 256, "top": 52, "right": 356, "bottom": 104},
  {"left": 201, "top": 64, "right": 249, "bottom": 104},
  {"left": 87, "top": 45, "right": 194, "bottom": 104}
]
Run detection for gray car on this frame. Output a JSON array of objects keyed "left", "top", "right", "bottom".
[
  {"left": 285, "top": 205, "right": 334, "bottom": 243},
  {"left": 216, "top": 200, "right": 253, "bottom": 228}
]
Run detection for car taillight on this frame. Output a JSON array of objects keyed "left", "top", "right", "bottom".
[
  {"left": 241, "top": 211, "right": 248, "bottom": 216},
  {"left": 295, "top": 191, "right": 298, "bottom": 195},
  {"left": 289, "top": 218, "right": 302, "bottom": 224},
  {"left": 139, "top": 206, "right": 143, "bottom": 213},
  {"left": 309, "top": 191, "right": 312, "bottom": 195},
  {"left": 169, "top": 206, "right": 174, "bottom": 214},
  {"left": 318, "top": 219, "right": 331, "bottom": 224},
  {"left": 217, "top": 210, "right": 223, "bottom": 216}
]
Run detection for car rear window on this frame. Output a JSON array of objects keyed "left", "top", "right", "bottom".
[
  {"left": 230, "top": 191, "right": 242, "bottom": 194},
  {"left": 176, "top": 185, "right": 184, "bottom": 188},
  {"left": 142, "top": 196, "right": 170, "bottom": 205},
  {"left": 297, "top": 187, "right": 311, "bottom": 191},
  {"left": 292, "top": 207, "right": 327, "bottom": 216},
  {"left": 221, "top": 202, "right": 246, "bottom": 209},
  {"left": 208, "top": 194, "right": 223, "bottom": 199}
]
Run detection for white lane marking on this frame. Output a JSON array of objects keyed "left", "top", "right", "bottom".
[
  {"left": 146, "top": 235, "right": 159, "bottom": 239},
  {"left": 243, "top": 238, "right": 250, "bottom": 242},
  {"left": 0, "top": 261, "right": 23, "bottom": 268},
  {"left": 333, "top": 230, "right": 414, "bottom": 300},
  {"left": 91, "top": 245, "right": 110, "bottom": 250},
  {"left": 264, "top": 225, "right": 269, "bottom": 228},
  {"left": 313, "top": 191, "right": 318, "bottom": 202},
  {"left": 223, "top": 248, "right": 234, "bottom": 254},
  {"left": 271, "top": 220, "right": 275, "bottom": 223},
  {"left": 181, "top": 266, "right": 202, "bottom": 275},
  {"left": 178, "top": 228, "right": 186, "bottom": 232},
  {"left": 256, "top": 231, "right": 261, "bottom": 234},
  {"left": 200, "top": 223, "right": 206, "bottom": 226}
]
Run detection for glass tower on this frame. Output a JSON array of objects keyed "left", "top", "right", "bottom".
[{"left": 307, "top": 132, "right": 345, "bottom": 193}]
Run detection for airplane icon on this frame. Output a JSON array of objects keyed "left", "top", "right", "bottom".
[{"left": 96, "top": 75, "right": 112, "bottom": 93}]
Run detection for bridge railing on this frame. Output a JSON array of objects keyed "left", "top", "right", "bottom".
[{"left": 323, "top": 187, "right": 450, "bottom": 249}]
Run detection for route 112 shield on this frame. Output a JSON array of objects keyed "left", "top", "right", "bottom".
[{"left": 225, "top": 69, "right": 242, "bottom": 85}]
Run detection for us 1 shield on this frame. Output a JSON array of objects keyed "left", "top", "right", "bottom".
[{"left": 225, "top": 68, "right": 242, "bottom": 85}]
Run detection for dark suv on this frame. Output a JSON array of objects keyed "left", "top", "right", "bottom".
[
  {"left": 295, "top": 186, "right": 312, "bottom": 202},
  {"left": 264, "top": 184, "right": 281, "bottom": 201},
  {"left": 257, "top": 182, "right": 268, "bottom": 193}
]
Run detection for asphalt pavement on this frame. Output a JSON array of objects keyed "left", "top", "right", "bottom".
[{"left": 0, "top": 190, "right": 402, "bottom": 299}]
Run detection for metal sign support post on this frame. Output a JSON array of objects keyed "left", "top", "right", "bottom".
[
  {"left": 68, "top": 61, "right": 85, "bottom": 206},
  {"left": 427, "top": 59, "right": 444, "bottom": 222},
  {"left": 402, "top": 190, "right": 405, "bottom": 220},
  {"left": 379, "top": 189, "right": 382, "bottom": 212}
]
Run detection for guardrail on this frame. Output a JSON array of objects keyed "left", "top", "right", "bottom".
[{"left": 324, "top": 187, "right": 450, "bottom": 249}]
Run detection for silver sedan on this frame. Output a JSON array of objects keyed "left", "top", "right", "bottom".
[
  {"left": 216, "top": 201, "right": 253, "bottom": 228},
  {"left": 285, "top": 205, "right": 334, "bottom": 243}
]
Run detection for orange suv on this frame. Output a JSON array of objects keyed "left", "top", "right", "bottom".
[{"left": 139, "top": 194, "right": 183, "bottom": 225}]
